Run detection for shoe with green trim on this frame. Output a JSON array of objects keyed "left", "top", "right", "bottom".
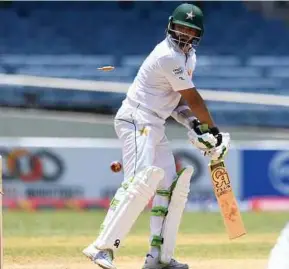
[{"left": 142, "top": 254, "right": 189, "bottom": 269}]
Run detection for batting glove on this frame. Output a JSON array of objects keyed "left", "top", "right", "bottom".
[
  {"left": 187, "top": 119, "right": 218, "bottom": 151},
  {"left": 204, "top": 129, "right": 231, "bottom": 161}
]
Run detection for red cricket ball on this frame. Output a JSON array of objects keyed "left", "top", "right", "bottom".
[{"left": 110, "top": 161, "right": 122, "bottom": 173}]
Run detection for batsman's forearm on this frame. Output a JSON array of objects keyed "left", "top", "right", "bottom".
[
  {"left": 171, "top": 97, "right": 197, "bottom": 129},
  {"left": 188, "top": 98, "right": 215, "bottom": 127},
  {"left": 180, "top": 88, "right": 215, "bottom": 128}
]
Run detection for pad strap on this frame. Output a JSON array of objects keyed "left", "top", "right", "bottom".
[
  {"left": 156, "top": 189, "right": 171, "bottom": 197},
  {"left": 151, "top": 206, "right": 168, "bottom": 217},
  {"left": 151, "top": 235, "right": 164, "bottom": 247}
]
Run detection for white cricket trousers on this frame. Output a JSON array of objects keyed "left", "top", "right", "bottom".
[{"left": 101, "top": 103, "right": 178, "bottom": 256}]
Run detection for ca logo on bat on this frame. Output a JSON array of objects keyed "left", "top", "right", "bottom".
[{"left": 212, "top": 166, "right": 231, "bottom": 197}]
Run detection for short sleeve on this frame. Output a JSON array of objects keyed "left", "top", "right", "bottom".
[{"left": 159, "top": 56, "right": 195, "bottom": 92}]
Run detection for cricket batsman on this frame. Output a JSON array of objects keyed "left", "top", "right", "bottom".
[{"left": 83, "top": 3, "right": 230, "bottom": 269}]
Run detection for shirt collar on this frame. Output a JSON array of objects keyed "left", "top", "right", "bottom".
[{"left": 166, "top": 35, "right": 195, "bottom": 56}]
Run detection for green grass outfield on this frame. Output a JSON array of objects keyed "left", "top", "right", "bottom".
[{"left": 3, "top": 211, "right": 288, "bottom": 269}]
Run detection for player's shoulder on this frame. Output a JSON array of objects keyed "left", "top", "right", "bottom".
[
  {"left": 153, "top": 38, "right": 177, "bottom": 57},
  {"left": 154, "top": 40, "right": 183, "bottom": 66}
]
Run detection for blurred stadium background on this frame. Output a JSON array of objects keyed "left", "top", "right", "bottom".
[{"left": 0, "top": 0, "right": 289, "bottom": 221}]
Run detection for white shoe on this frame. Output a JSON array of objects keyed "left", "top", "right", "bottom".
[
  {"left": 142, "top": 254, "right": 189, "bottom": 269},
  {"left": 83, "top": 244, "right": 116, "bottom": 269}
]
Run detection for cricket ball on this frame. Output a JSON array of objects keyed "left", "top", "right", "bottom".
[{"left": 110, "top": 161, "right": 122, "bottom": 173}]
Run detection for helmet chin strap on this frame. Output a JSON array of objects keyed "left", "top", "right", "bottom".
[
  {"left": 177, "top": 39, "right": 192, "bottom": 53},
  {"left": 167, "top": 22, "right": 199, "bottom": 52},
  {"left": 168, "top": 30, "right": 193, "bottom": 53},
  {"left": 167, "top": 34, "right": 192, "bottom": 53}
]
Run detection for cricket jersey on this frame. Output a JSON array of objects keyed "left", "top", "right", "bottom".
[{"left": 117, "top": 36, "right": 197, "bottom": 124}]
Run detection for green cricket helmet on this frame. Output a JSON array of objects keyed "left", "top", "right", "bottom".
[{"left": 167, "top": 3, "right": 204, "bottom": 51}]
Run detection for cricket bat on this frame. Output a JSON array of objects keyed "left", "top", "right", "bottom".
[{"left": 209, "top": 160, "right": 246, "bottom": 240}]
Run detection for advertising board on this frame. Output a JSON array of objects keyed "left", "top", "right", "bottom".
[{"left": 0, "top": 138, "right": 241, "bottom": 210}]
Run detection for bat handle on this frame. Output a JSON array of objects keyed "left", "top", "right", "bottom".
[{"left": 209, "top": 159, "right": 223, "bottom": 165}]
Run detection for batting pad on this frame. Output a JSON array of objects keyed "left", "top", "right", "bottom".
[
  {"left": 95, "top": 166, "right": 164, "bottom": 251},
  {"left": 160, "top": 166, "right": 194, "bottom": 264}
]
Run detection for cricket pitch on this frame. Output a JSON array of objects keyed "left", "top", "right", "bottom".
[{"left": 3, "top": 211, "right": 287, "bottom": 269}]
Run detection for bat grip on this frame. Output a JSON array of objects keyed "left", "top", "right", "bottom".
[{"left": 209, "top": 159, "right": 223, "bottom": 166}]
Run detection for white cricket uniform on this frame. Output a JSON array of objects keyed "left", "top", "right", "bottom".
[
  {"left": 115, "top": 36, "right": 196, "bottom": 180},
  {"left": 113, "top": 36, "right": 196, "bottom": 254}
]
